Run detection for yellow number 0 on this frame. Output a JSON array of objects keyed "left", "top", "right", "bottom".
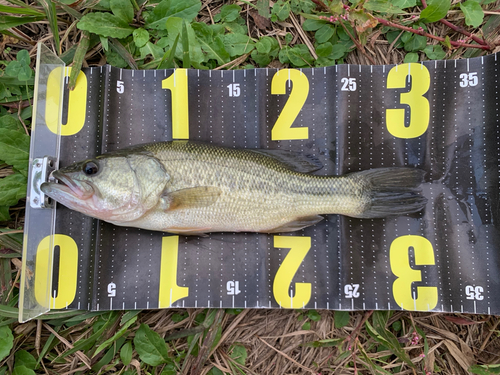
[
  {"left": 386, "top": 63, "right": 430, "bottom": 138},
  {"left": 390, "top": 235, "right": 438, "bottom": 311},
  {"left": 271, "top": 69, "right": 309, "bottom": 140},
  {"left": 162, "top": 69, "right": 189, "bottom": 139},
  {"left": 158, "top": 236, "right": 189, "bottom": 307},
  {"left": 46, "top": 67, "right": 87, "bottom": 136},
  {"left": 34, "top": 234, "right": 78, "bottom": 308},
  {"left": 273, "top": 236, "right": 311, "bottom": 308}
]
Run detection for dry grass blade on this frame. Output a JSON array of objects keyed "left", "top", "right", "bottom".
[
  {"left": 190, "top": 309, "right": 225, "bottom": 375},
  {"left": 444, "top": 339, "right": 474, "bottom": 372},
  {"left": 257, "top": 335, "right": 317, "bottom": 374},
  {"left": 37, "top": 0, "right": 60, "bottom": 54},
  {"left": 43, "top": 323, "right": 92, "bottom": 369}
]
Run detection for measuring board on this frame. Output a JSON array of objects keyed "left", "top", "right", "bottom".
[{"left": 19, "top": 43, "right": 500, "bottom": 322}]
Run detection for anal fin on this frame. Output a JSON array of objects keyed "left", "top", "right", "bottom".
[{"left": 263, "top": 215, "right": 324, "bottom": 233}]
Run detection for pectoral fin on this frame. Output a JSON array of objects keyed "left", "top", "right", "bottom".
[
  {"left": 263, "top": 215, "right": 324, "bottom": 233},
  {"left": 161, "top": 186, "right": 222, "bottom": 211}
]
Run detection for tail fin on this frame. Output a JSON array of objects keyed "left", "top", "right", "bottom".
[{"left": 353, "top": 168, "right": 427, "bottom": 219}]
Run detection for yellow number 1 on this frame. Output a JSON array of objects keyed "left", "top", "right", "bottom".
[
  {"left": 158, "top": 236, "right": 189, "bottom": 307},
  {"left": 162, "top": 69, "right": 189, "bottom": 139}
]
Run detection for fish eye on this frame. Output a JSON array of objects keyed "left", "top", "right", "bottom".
[{"left": 82, "top": 160, "right": 99, "bottom": 176}]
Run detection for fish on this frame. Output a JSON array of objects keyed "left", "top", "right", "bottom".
[{"left": 40, "top": 141, "right": 427, "bottom": 235}]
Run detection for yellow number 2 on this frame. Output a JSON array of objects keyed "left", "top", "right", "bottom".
[
  {"left": 273, "top": 236, "right": 311, "bottom": 308},
  {"left": 390, "top": 235, "right": 438, "bottom": 311},
  {"left": 386, "top": 63, "right": 430, "bottom": 139},
  {"left": 271, "top": 69, "right": 309, "bottom": 140}
]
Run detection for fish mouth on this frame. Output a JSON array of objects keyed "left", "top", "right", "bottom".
[{"left": 41, "top": 170, "right": 94, "bottom": 200}]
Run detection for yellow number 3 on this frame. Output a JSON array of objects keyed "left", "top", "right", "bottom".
[
  {"left": 386, "top": 63, "right": 430, "bottom": 139},
  {"left": 390, "top": 235, "right": 438, "bottom": 311}
]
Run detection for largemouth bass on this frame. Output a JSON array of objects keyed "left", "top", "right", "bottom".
[{"left": 41, "top": 141, "right": 426, "bottom": 235}]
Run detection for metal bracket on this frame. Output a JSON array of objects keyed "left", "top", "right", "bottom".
[{"left": 30, "top": 156, "right": 56, "bottom": 209}]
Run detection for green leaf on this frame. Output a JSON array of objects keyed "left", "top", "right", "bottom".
[
  {"left": 315, "top": 24, "right": 335, "bottom": 43},
  {"left": 257, "top": 0, "right": 270, "bottom": 17},
  {"left": 120, "top": 341, "right": 133, "bottom": 366},
  {"left": 334, "top": 311, "right": 350, "bottom": 328},
  {"left": 12, "top": 366, "right": 35, "bottom": 375},
  {"left": 229, "top": 344, "right": 247, "bottom": 366},
  {"left": 307, "top": 310, "right": 321, "bottom": 322},
  {"left": 105, "top": 49, "right": 129, "bottom": 68},
  {"left": 0, "top": 206, "right": 10, "bottom": 221},
  {"left": 100, "top": 36, "right": 109, "bottom": 51},
  {"left": 256, "top": 37, "right": 272, "bottom": 54},
  {"left": 139, "top": 42, "right": 164, "bottom": 60},
  {"left": 192, "top": 22, "right": 230, "bottom": 64},
  {"left": 404, "top": 52, "right": 419, "bottom": 62},
  {"left": 423, "top": 44, "right": 446, "bottom": 59},
  {"left": 38, "top": 0, "right": 60, "bottom": 54},
  {"left": 220, "top": 4, "right": 241, "bottom": 22},
  {"left": 14, "top": 351, "right": 36, "bottom": 370},
  {"left": 301, "top": 321, "right": 311, "bottom": 330},
  {"left": 0, "top": 4, "right": 44, "bottom": 15},
  {"left": 272, "top": 0, "right": 290, "bottom": 21},
  {"left": 391, "top": 0, "right": 416, "bottom": 8},
  {"left": 367, "top": 312, "right": 415, "bottom": 368},
  {"left": 291, "top": 0, "right": 315, "bottom": 13},
  {"left": 77, "top": 12, "right": 134, "bottom": 38},
  {"left": 166, "top": 18, "right": 204, "bottom": 67},
  {"left": 279, "top": 44, "right": 313, "bottom": 67},
  {"left": 364, "top": 0, "right": 404, "bottom": 13},
  {"left": 0, "top": 173, "right": 28, "bottom": 207},
  {"left": 111, "top": 0, "right": 134, "bottom": 23},
  {"left": 16, "top": 49, "right": 30, "bottom": 65},
  {"left": 460, "top": 0, "right": 484, "bottom": 28},
  {"left": 0, "top": 128, "right": 29, "bottom": 173},
  {"left": 420, "top": 0, "right": 450, "bottom": 22},
  {"left": 302, "top": 19, "right": 327, "bottom": 31},
  {"left": 93, "top": 315, "right": 138, "bottom": 356},
  {"left": 145, "top": 0, "right": 201, "bottom": 29},
  {"left": 330, "top": 43, "right": 347, "bottom": 59},
  {"left": 222, "top": 33, "right": 255, "bottom": 56},
  {"left": 404, "top": 34, "right": 427, "bottom": 52},
  {"left": 0, "top": 15, "right": 44, "bottom": 31},
  {"left": 315, "top": 42, "right": 333, "bottom": 57},
  {"left": 161, "top": 363, "right": 177, "bottom": 375},
  {"left": 0, "top": 116, "right": 23, "bottom": 131},
  {"left": 133, "top": 324, "right": 170, "bottom": 366},
  {"left": 0, "top": 326, "right": 13, "bottom": 361},
  {"left": 470, "top": 364, "right": 500, "bottom": 375}
]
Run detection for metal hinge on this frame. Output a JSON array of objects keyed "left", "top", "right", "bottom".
[{"left": 30, "top": 156, "right": 56, "bottom": 209}]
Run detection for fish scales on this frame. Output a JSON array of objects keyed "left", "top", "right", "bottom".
[
  {"left": 137, "top": 142, "right": 367, "bottom": 232},
  {"left": 41, "top": 141, "right": 427, "bottom": 234}
]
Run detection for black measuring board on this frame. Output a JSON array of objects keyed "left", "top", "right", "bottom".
[{"left": 21, "top": 52, "right": 500, "bottom": 320}]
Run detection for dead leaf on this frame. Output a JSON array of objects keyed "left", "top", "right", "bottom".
[
  {"left": 444, "top": 315, "right": 487, "bottom": 325},
  {"left": 250, "top": 10, "right": 271, "bottom": 30},
  {"left": 444, "top": 340, "right": 473, "bottom": 372}
]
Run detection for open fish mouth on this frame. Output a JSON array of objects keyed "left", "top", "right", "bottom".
[{"left": 41, "top": 171, "right": 94, "bottom": 200}]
